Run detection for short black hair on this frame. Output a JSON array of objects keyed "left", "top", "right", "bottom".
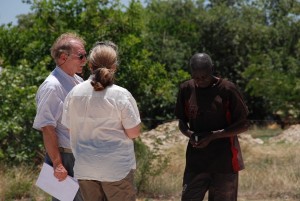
[{"left": 190, "top": 53, "right": 213, "bottom": 71}]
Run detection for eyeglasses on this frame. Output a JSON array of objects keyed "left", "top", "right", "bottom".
[
  {"left": 71, "top": 53, "right": 87, "bottom": 60},
  {"left": 77, "top": 53, "right": 87, "bottom": 60}
]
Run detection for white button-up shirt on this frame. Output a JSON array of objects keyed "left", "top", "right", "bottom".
[
  {"left": 62, "top": 77, "right": 141, "bottom": 182},
  {"left": 33, "top": 67, "right": 83, "bottom": 148}
]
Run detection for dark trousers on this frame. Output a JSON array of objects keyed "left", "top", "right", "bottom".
[
  {"left": 45, "top": 152, "right": 83, "bottom": 201},
  {"left": 181, "top": 171, "right": 238, "bottom": 201}
]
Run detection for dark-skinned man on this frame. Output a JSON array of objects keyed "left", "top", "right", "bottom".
[{"left": 175, "top": 53, "right": 250, "bottom": 201}]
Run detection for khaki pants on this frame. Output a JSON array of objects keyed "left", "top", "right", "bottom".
[{"left": 78, "top": 170, "right": 136, "bottom": 201}]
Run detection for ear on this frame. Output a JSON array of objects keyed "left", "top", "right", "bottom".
[
  {"left": 211, "top": 65, "right": 215, "bottom": 73},
  {"left": 88, "top": 63, "right": 93, "bottom": 71},
  {"left": 60, "top": 52, "right": 68, "bottom": 61}
]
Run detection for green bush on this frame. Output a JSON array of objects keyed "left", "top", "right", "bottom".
[
  {"left": 134, "top": 138, "right": 169, "bottom": 195},
  {"left": 0, "top": 63, "right": 48, "bottom": 164}
]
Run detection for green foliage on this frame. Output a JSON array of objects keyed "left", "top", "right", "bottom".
[
  {"left": 117, "top": 43, "right": 190, "bottom": 127},
  {"left": 243, "top": 51, "right": 300, "bottom": 119},
  {"left": 0, "top": 63, "right": 48, "bottom": 164},
  {"left": 146, "top": 0, "right": 201, "bottom": 72},
  {"left": 241, "top": 0, "right": 300, "bottom": 120},
  {"left": 0, "top": 0, "right": 299, "bottom": 163}
]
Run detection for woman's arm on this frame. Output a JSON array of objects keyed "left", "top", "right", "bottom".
[{"left": 125, "top": 124, "right": 141, "bottom": 139}]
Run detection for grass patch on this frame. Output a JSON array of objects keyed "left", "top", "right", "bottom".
[
  {"left": 137, "top": 143, "right": 186, "bottom": 200},
  {"left": 239, "top": 142, "right": 300, "bottom": 200},
  {"left": 247, "top": 124, "right": 283, "bottom": 141},
  {"left": 0, "top": 164, "right": 49, "bottom": 201}
]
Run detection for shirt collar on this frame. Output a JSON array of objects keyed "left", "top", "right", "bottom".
[
  {"left": 88, "top": 74, "right": 94, "bottom": 80},
  {"left": 55, "top": 66, "right": 82, "bottom": 84}
]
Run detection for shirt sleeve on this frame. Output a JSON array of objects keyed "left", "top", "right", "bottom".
[
  {"left": 61, "top": 90, "right": 73, "bottom": 129},
  {"left": 33, "top": 85, "right": 63, "bottom": 130},
  {"left": 175, "top": 85, "right": 188, "bottom": 122},
  {"left": 120, "top": 91, "right": 141, "bottom": 129},
  {"left": 228, "top": 84, "right": 249, "bottom": 123}
]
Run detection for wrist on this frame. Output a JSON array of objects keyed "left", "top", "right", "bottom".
[
  {"left": 190, "top": 132, "right": 200, "bottom": 142},
  {"left": 188, "top": 131, "right": 194, "bottom": 138},
  {"left": 211, "top": 129, "right": 224, "bottom": 140},
  {"left": 53, "top": 160, "right": 63, "bottom": 169},
  {"left": 184, "top": 130, "right": 193, "bottom": 138}
]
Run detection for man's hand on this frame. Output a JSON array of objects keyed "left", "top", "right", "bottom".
[
  {"left": 53, "top": 163, "right": 68, "bottom": 181},
  {"left": 189, "top": 132, "right": 200, "bottom": 146},
  {"left": 189, "top": 131, "right": 212, "bottom": 148}
]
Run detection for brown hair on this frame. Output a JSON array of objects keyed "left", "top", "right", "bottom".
[
  {"left": 50, "top": 32, "right": 86, "bottom": 64},
  {"left": 89, "top": 41, "right": 118, "bottom": 91}
]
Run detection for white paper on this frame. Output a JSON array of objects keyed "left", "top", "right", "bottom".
[{"left": 36, "top": 163, "right": 79, "bottom": 201}]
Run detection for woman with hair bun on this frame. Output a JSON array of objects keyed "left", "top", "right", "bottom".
[{"left": 62, "top": 41, "right": 141, "bottom": 201}]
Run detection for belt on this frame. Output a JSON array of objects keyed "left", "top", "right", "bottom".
[{"left": 58, "top": 147, "right": 73, "bottom": 153}]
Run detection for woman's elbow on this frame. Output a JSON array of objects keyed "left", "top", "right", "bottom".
[{"left": 125, "top": 124, "right": 141, "bottom": 139}]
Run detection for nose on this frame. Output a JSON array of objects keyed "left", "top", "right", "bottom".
[{"left": 194, "top": 75, "right": 206, "bottom": 81}]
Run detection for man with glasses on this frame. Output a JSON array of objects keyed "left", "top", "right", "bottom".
[
  {"left": 175, "top": 53, "right": 249, "bottom": 201},
  {"left": 33, "top": 32, "right": 86, "bottom": 201}
]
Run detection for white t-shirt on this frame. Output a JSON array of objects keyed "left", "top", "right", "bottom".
[{"left": 62, "top": 77, "right": 141, "bottom": 182}]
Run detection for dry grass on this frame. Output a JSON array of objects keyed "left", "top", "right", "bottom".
[
  {"left": 246, "top": 124, "right": 283, "bottom": 141},
  {"left": 239, "top": 142, "right": 300, "bottom": 200},
  {"left": 137, "top": 126, "right": 300, "bottom": 201},
  {"left": 0, "top": 164, "right": 49, "bottom": 201},
  {"left": 137, "top": 142, "right": 186, "bottom": 200}
]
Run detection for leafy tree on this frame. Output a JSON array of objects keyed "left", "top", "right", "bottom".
[
  {"left": 0, "top": 0, "right": 300, "bottom": 164},
  {"left": 243, "top": 51, "right": 300, "bottom": 120},
  {"left": 0, "top": 62, "right": 48, "bottom": 163},
  {"left": 114, "top": 0, "right": 190, "bottom": 127},
  {"left": 242, "top": 0, "right": 300, "bottom": 121},
  {"left": 145, "top": 0, "right": 203, "bottom": 73}
]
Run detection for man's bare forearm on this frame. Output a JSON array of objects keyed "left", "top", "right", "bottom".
[
  {"left": 41, "top": 125, "right": 62, "bottom": 168},
  {"left": 211, "top": 119, "right": 250, "bottom": 140},
  {"left": 178, "top": 119, "right": 193, "bottom": 138}
]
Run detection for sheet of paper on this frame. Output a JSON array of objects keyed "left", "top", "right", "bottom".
[{"left": 36, "top": 162, "right": 79, "bottom": 201}]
